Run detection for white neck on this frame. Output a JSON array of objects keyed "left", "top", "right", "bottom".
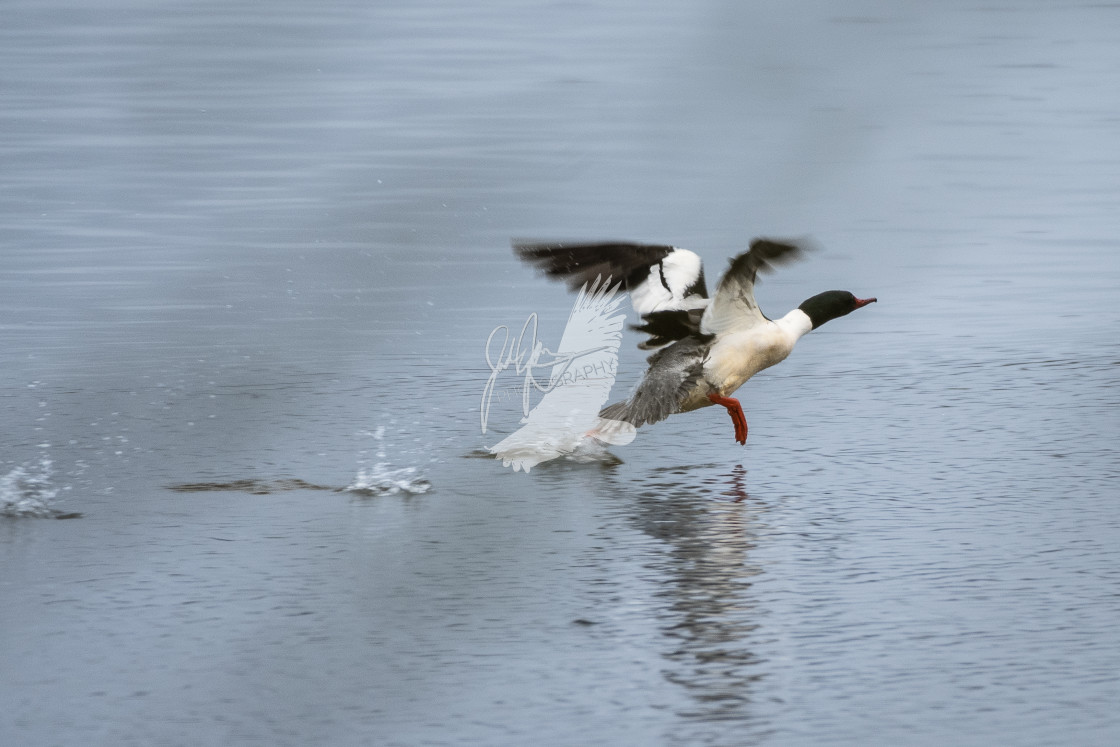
[{"left": 775, "top": 308, "right": 813, "bottom": 342}]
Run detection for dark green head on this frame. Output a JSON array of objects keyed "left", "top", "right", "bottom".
[{"left": 798, "top": 290, "right": 877, "bottom": 329}]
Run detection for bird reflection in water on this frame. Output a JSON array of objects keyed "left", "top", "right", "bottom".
[
  {"left": 617, "top": 464, "right": 768, "bottom": 731},
  {"left": 720, "top": 464, "right": 749, "bottom": 502}
]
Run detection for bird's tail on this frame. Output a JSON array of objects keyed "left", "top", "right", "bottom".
[
  {"left": 587, "top": 401, "right": 638, "bottom": 445},
  {"left": 598, "top": 400, "right": 632, "bottom": 424}
]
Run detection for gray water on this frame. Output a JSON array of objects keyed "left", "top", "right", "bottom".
[{"left": 3, "top": 1, "right": 1120, "bottom": 745}]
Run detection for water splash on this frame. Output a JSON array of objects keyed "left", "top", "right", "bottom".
[
  {"left": 492, "top": 435, "right": 624, "bottom": 471},
  {"left": 1, "top": 459, "right": 59, "bottom": 518},
  {"left": 345, "top": 464, "right": 431, "bottom": 496},
  {"left": 347, "top": 426, "right": 431, "bottom": 496}
]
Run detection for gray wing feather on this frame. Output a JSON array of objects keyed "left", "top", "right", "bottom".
[{"left": 599, "top": 337, "right": 710, "bottom": 427}]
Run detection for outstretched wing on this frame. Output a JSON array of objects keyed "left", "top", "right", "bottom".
[
  {"left": 513, "top": 240, "right": 709, "bottom": 348},
  {"left": 490, "top": 277, "right": 635, "bottom": 472},
  {"left": 700, "top": 238, "right": 810, "bottom": 337}
]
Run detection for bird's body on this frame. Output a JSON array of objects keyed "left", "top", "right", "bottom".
[
  {"left": 703, "top": 309, "right": 812, "bottom": 399},
  {"left": 514, "top": 238, "right": 876, "bottom": 445}
]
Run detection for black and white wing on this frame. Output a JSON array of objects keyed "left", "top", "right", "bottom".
[
  {"left": 513, "top": 240, "right": 709, "bottom": 349},
  {"left": 699, "top": 238, "right": 809, "bottom": 337}
]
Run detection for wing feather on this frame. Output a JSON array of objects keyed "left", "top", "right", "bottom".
[
  {"left": 514, "top": 240, "right": 709, "bottom": 348},
  {"left": 490, "top": 276, "right": 633, "bottom": 471},
  {"left": 598, "top": 337, "right": 710, "bottom": 427},
  {"left": 699, "top": 238, "right": 810, "bottom": 336}
]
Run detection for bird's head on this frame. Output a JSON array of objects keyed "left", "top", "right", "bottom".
[{"left": 798, "top": 290, "right": 877, "bottom": 330}]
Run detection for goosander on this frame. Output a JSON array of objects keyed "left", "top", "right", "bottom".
[{"left": 514, "top": 238, "right": 876, "bottom": 445}]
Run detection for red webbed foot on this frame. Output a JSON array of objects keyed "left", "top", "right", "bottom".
[{"left": 707, "top": 392, "right": 748, "bottom": 445}]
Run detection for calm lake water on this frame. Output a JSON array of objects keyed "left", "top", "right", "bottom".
[{"left": 3, "top": 1, "right": 1119, "bottom": 745}]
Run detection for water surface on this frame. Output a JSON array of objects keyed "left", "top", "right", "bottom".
[{"left": 3, "top": 1, "right": 1119, "bottom": 745}]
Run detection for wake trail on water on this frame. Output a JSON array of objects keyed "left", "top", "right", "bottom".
[{"left": 168, "top": 425, "right": 431, "bottom": 497}]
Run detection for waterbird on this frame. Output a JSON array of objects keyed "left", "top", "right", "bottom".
[{"left": 514, "top": 238, "right": 877, "bottom": 445}]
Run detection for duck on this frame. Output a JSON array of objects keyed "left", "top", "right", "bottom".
[{"left": 514, "top": 238, "right": 876, "bottom": 445}]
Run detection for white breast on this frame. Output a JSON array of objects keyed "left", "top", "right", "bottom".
[{"left": 703, "top": 309, "right": 813, "bottom": 395}]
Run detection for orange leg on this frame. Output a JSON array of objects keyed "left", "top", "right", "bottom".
[{"left": 707, "top": 392, "right": 748, "bottom": 445}]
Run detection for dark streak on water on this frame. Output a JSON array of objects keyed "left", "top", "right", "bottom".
[
  {"left": 3, "top": 1, "right": 1120, "bottom": 746},
  {"left": 168, "top": 479, "right": 338, "bottom": 494}
]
